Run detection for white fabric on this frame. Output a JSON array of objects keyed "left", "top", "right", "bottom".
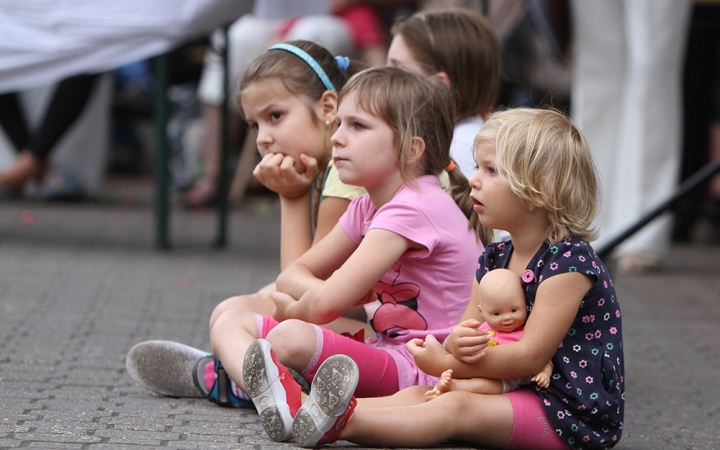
[
  {"left": 253, "top": 0, "right": 330, "bottom": 20},
  {"left": 451, "top": 114, "right": 484, "bottom": 180},
  {"left": 0, "top": 0, "right": 253, "bottom": 94},
  {"left": 570, "top": 0, "right": 692, "bottom": 258},
  {"left": 197, "top": 14, "right": 352, "bottom": 109}
]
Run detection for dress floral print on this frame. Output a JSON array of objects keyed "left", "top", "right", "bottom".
[{"left": 477, "top": 237, "right": 624, "bottom": 450}]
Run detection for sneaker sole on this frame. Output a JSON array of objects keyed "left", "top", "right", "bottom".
[
  {"left": 125, "top": 340, "right": 208, "bottom": 398},
  {"left": 242, "top": 340, "right": 294, "bottom": 442},
  {"left": 293, "top": 355, "right": 359, "bottom": 447}
]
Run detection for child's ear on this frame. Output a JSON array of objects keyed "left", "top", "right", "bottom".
[
  {"left": 408, "top": 136, "right": 426, "bottom": 166},
  {"left": 318, "top": 90, "right": 338, "bottom": 123},
  {"left": 435, "top": 71, "right": 451, "bottom": 89}
]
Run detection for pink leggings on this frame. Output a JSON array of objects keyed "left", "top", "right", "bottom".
[
  {"left": 504, "top": 389, "right": 569, "bottom": 450},
  {"left": 256, "top": 315, "right": 399, "bottom": 398}
]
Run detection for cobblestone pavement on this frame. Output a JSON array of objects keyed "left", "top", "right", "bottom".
[{"left": 1, "top": 183, "right": 719, "bottom": 449}]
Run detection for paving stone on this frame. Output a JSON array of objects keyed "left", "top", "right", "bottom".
[{"left": 1, "top": 188, "right": 719, "bottom": 449}]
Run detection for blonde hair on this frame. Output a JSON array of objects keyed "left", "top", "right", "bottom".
[
  {"left": 474, "top": 108, "right": 600, "bottom": 243},
  {"left": 392, "top": 7, "right": 501, "bottom": 120},
  {"left": 339, "top": 66, "right": 491, "bottom": 244}
]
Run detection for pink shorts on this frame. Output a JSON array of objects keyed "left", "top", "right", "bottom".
[
  {"left": 256, "top": 315, "right": 399, "bottom": 398},
  {"left": 504, "top": 389, "right": 569, "bottom": 450}
]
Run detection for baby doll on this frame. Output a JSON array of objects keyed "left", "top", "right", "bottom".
[{"left": 425, "top": 268, "right": 553, "bottom": 400}]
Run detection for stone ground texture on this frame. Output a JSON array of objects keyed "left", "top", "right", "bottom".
[{"left": 1, "top": 177, "right": 719, "bottom": 449}]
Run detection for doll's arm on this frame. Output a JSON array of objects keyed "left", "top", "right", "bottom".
[{"left": 530, "top": 362, "right": 554, "bottom": 388}]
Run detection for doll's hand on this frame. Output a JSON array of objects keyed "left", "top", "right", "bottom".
[
  {"left": 444, "top": 319, "right": 489, "bottom": 364},
  {"left": 270, "top": 291, "right": 299, "bottom": 322},
  {"left": 406, "top": 335, "right": 449, "bottom": 376},
  {"left": 531, "top": 371, "right": 551, "bottom": 389},
  {"left": 253, "top": 152, "right": 319, "bottom": 198}
]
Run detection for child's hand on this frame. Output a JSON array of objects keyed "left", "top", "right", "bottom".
[
  {"left": 531, "top": 371, "right": 550, "bottom": 389},
  {"left": 270, "top": 291, "right": 299, "bottom": 322},
  {"left": 444, "top": 319, "right": 489, "bottom": 364},
  {"left": 253, "top": 152, "right": 319, "bottom": 199},
  {"left": 405, "top": 337, "right": 426, "bottom": 352}
]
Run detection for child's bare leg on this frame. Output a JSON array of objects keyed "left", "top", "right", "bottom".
[
  {"left": 209, "top": 293, "right": 274, "bottom": 330},
  {"left": 425, "top": 369, "right": 455, "bottom": 401},
  {"left": 342, "top": 390, "right": 514, "bottom": 448},
  {"left": 209, "top": 306, "right": 264, "bottom": 392},
  {"left": 355, "top": 386, "right": 428, "bottom": 408}
]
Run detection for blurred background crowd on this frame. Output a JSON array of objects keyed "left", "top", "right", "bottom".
[{"left": 1, "top": 0, "right": 719, "bottom": 272}]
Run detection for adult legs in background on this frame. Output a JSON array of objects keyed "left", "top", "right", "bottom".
[
  {"left": 0, "top": 73, "right": 100, "bottom": 194},
  {"left": 571, "top": 0, "right": 692, "bottom": 271}
]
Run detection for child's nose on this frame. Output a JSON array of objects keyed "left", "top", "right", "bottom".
[
  {"left": 330, "top": 129, "right": 343, "bottom": 147},
  {"left": 256, "top": 129, "right": 272, "bottom": 148}
]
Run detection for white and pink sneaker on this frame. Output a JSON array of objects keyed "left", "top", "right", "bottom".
[
  {"left": 242, "top": 339, "right": 303, "bottom": 442},
  {"left": 292, "top": 354, "right": 359, "bottom": 447}
]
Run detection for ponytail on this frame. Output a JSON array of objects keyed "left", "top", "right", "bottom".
[{"left": 446, "top": 164, "right": 493, "bottom": 247}]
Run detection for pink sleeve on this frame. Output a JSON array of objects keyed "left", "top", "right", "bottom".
[
  {"left": 338, "top": 194, "right": 370, "bottom": 245},
  {"left": 370, "top": 201, "right": 440, "bottom": 254}
]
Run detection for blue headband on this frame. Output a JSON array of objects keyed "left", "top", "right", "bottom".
[{"left": 269, "top": 43, "right": 336, "bottom": 93}]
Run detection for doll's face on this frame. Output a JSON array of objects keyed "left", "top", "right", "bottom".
[{"left": 478, "top": 270, "right": 527, "bottom": 333}]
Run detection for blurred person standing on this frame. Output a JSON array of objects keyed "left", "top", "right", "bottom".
[{"left": 570, "top": 0, "right": 692, "bottom": 272}]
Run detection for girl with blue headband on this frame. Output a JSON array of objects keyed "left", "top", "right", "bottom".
[{"left": 126, "top": 40, "right": 373, "bottom": 403}]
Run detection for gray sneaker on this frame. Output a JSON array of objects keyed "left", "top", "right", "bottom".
[{"left": 125, "top": 340, "right": 209, "bottom": 398}]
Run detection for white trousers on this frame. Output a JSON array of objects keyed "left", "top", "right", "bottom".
[{"left": 570, "top": 0, "right": 692, "bottom": 258}]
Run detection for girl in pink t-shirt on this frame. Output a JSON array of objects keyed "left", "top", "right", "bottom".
[{"left": 237, "top": 66, "right": 489, "bottom": 442}]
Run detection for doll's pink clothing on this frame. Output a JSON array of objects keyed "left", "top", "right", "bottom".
[
  {"left": 480, "top": 321, "right": 524, "bottom": 345},
  {"left": 479, "top": 322, "right": 553, "bottom": 393}
]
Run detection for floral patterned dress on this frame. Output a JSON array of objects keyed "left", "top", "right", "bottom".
[{"left": 477, "top": 237, "right": 624, "bottom": 450}]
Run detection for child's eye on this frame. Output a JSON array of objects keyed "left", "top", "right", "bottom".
[
  {"left": 352, "top": 122, "right": 366, "bottom": 131},
  {"left": 487, "top": 166, "right": 497, "bottom": 175},
  {"left": 270, "top": 112, "right": 283, "bottom": 121},
  {"left": 248, "top": 121, "right": 258, "bottom": 131}
]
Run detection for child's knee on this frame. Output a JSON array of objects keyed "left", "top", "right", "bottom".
[
  {"left": 209, "top": 294, "right": 272, "bottom": 330},
  {"left": 266, "top": 319, "right": 318, "bottom": 367},
  {"left": 209, "top": 307, "right": 258, "bottom": 351}
]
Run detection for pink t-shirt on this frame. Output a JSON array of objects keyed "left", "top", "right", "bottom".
[{"left": 339, "top": 175, "right": 483, "bottom": 389}]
